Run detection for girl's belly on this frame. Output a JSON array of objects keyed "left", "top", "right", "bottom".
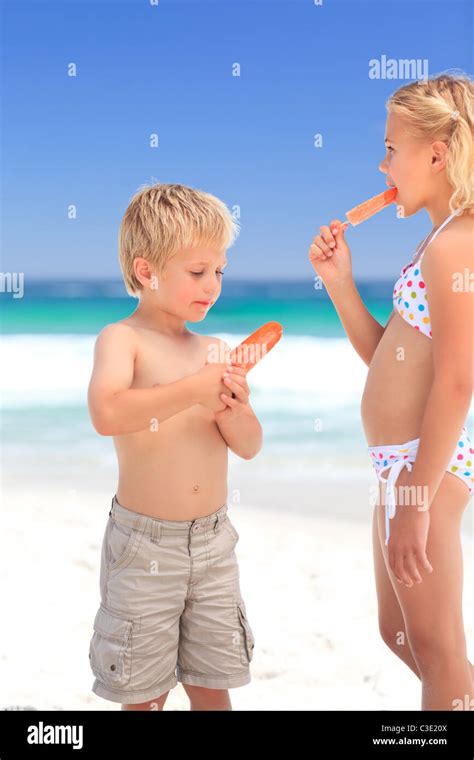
[{"left": 361, "top": 313, "right": 434, "bottom": 446}]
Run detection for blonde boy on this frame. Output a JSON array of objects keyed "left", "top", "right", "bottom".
[{"left": 87, "top": 183, "right": 261, "bottom": 711}]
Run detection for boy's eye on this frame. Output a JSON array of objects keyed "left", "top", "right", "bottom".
[
  {"left": 387, "top": 146, "right": 394, "bottom": 153},
  {"left": 190, "top": 270, "right": 225, "bottom": 276}
]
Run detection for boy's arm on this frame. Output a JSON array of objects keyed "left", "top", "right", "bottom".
[
  {"left": 216, "top": 402, "right": 263, "bottom": 460},
  {"left": 213, "top": 339, "right": 263, "bottom": 460},
  {"left": 87, "top": 323, "right": 201, "bottom": 436}
]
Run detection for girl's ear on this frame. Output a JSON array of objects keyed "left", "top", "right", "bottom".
[{"left": 430, "top": 140, "right": 448, "bottom": 171}]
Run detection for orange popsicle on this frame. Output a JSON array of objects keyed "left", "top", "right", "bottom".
[
  {"left": 342, "top": 187, "right": 398, "bottom": 229},
  {"left": 230, "top": 321, "right": 283, "bottom": 373}
]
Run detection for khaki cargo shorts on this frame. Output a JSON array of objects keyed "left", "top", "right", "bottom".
[{"left": 89, "top": 495, "right": 255, "bottom": 705}]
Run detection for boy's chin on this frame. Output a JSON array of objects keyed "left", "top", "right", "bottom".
[
  {"left": 187, "top": 314, "right": 207, "bottom": 323},
  {"left": 186, "top": 307, "right": 208, "bottom": 323}
]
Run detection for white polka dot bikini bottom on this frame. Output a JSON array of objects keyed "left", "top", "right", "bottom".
[{"left": 368, "top": 425, "right": 473, "bottom": 545}]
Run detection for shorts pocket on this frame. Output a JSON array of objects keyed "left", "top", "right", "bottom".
[
  {"left": 237, "top": 600, "right": 255, "bottom": 664},
  {"left": 89, "top": 605, "right": 133, "bottom": 688},
  {"left": 106, "top": 518, "right": 144, "bottom": 573},
  {"left": 224, "top": 517, "right": 239, "bottom": 544}
]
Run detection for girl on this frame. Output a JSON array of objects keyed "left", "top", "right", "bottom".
[{"left": 308, "top": 72, "right": 473, "bottom": 710}]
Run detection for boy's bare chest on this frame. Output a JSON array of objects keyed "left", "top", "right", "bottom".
[{"left": 130, "top": 331, "right": 214, "bottom": 389}]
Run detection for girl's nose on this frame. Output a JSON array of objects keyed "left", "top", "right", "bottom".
[{"left": 379, "top": 159, "right": 387, "bottom": 174}]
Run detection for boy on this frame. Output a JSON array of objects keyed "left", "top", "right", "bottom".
[{"left": 87, "top": 183, "right": 261, "bottom": 711}]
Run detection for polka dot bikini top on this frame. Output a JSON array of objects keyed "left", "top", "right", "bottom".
[{"left": 393, "top": 208, "right": 464, "bottom": 339}]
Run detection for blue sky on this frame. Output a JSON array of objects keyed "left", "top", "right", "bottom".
[{"left": 1, "top": 0, "right": 472, "bottom": 281}]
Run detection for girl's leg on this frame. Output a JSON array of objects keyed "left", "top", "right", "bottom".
[
  {"left": 374, "top": 484, "right": 474, "bottom": 685},
  {"left": 378, "top": 470, "right": 472, "bottom": 710},
  {"left": 372, "top": 500, "right": 420, "bottom": 677}
]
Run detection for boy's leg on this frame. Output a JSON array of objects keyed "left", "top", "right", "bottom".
[
  {"left": 177, "top": 509, "right": 254, "bottom": 697},
  {"left": 182, "top": 685, "right": 232, "bottom": 711},
  {"left": 89, "top": 501, "right": 187, "bottom": 708},
  {"left": 121, "top": 692, "right": 170, "bottom": 711}
]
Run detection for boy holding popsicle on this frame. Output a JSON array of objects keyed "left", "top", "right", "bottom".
[{"left": 87, "top": 182, "right": 279, "bottom": 711}]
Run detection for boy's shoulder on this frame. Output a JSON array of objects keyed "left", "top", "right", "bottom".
[
  {"left": 93, "top": 321, "right": 138, "bottom": 355},
  {"left": 95, "top": 320, "right": 137, "bottom": 340}
]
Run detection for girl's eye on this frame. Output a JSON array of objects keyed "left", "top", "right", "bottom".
[
  {"left": 387, "top": 147, "right": 394, "bottom": 153},
  {"left": 190, "top": 272, "right": 204, "bottom": 276}
]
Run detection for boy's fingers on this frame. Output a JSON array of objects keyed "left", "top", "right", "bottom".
[
  {"left": 226, "top": 365, "right": 247, "bottom": 376},
  {"left": 221, "top": 393, "right": 237, "bottom": 405},
  {"left": 223, "top": 377, "right": 248, "bottom": 402},
  {"left": 224, "top": 371, "right": 248, "bottom": 388}
]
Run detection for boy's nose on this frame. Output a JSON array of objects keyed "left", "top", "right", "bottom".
[{"left": 379, "top": 159, "right": 387, "bottom": 174}]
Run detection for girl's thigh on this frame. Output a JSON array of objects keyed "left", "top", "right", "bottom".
[{"left": 377, "top": 471, "right": 470, "bottom": 652}]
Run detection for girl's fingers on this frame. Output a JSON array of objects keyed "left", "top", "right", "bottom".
[
  {"left": 312, "top": 235, "right": 331, "bottom": 255},
  {"left": 320, "top": 225, "right": 336, "bottom": 249},
  {"left": 414, "top": 545, "right": 433, "bottom": 574},
  {"left": 395, "top": 555, "right": 413, "bottom": 587},
  {"left": 405, "top": 553, "right": 423, "bottom": 584},
  {"left": 309, "top": 243, "right": 328, "bottom": 261}
]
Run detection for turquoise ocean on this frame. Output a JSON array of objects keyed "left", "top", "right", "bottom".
[{"left": 3, "top": 278, "right": 470, "bottom": 504}]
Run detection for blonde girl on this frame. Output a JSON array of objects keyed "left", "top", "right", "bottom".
[{"left": 309, "top": 72, "right": 474, "bottom": 710}]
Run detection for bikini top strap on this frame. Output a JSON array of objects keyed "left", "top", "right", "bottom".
[{"left": 417, "top": 207, "right": 464, "bottom": 263}]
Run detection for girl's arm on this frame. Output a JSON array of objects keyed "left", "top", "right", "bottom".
[
  {"left": 325, "top": 279, "right": 392, "bottom": 366},
  {"left": 309, "top": 220, "right": 390, "bottom": 367}
]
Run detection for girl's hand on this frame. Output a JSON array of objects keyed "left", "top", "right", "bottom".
[
  {"left": 387, "top": 471, "right": 434, "bottom": 588},
  {"left": 214, "top": 364, "right": 250, "bottom": 422},
  {"left": 308, "top": 219, "right": 353, "bottom": 287}
]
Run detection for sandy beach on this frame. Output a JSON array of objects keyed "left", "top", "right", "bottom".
[{"left": 2, "top": 468, "right": 473, "bottom": 712}]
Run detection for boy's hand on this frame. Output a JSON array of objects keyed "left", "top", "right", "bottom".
[
  {"left": 308, "top": 219, "right": 353, "bottom": 287},
  {"left": 214, "top": 364, "right": 251, "bottom": 422},
  {"left": 194, "top": 361, "right": 231, "bottom": 412}
]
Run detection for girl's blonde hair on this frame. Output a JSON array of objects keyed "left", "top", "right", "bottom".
[
  {"left": 386, "top": 70, "right": 474, "bottom": 216},
  {"left": 119, "top": 182, "right": 240, "bottom": 297}
]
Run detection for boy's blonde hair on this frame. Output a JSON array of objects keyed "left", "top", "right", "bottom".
[
  {"left": 386, "top": 70, "right": 474, "bottom": 216},
  {"left": 118, "top": 182, "right": 240, "bottom": 297}
]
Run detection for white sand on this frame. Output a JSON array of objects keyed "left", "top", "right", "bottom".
[{"left": 1, "top": 481, "right": 473, "bottom": 711}]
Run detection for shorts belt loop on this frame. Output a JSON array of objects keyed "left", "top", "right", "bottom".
[
  {"left": 150, "top": 518, "right": 161, "bottom": 545},
  {"left": 109, "top": 496, "right": 114, "bottom": 517},
  {"left": 213, "top": 512, "right": 221, "bottom": 533}
]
